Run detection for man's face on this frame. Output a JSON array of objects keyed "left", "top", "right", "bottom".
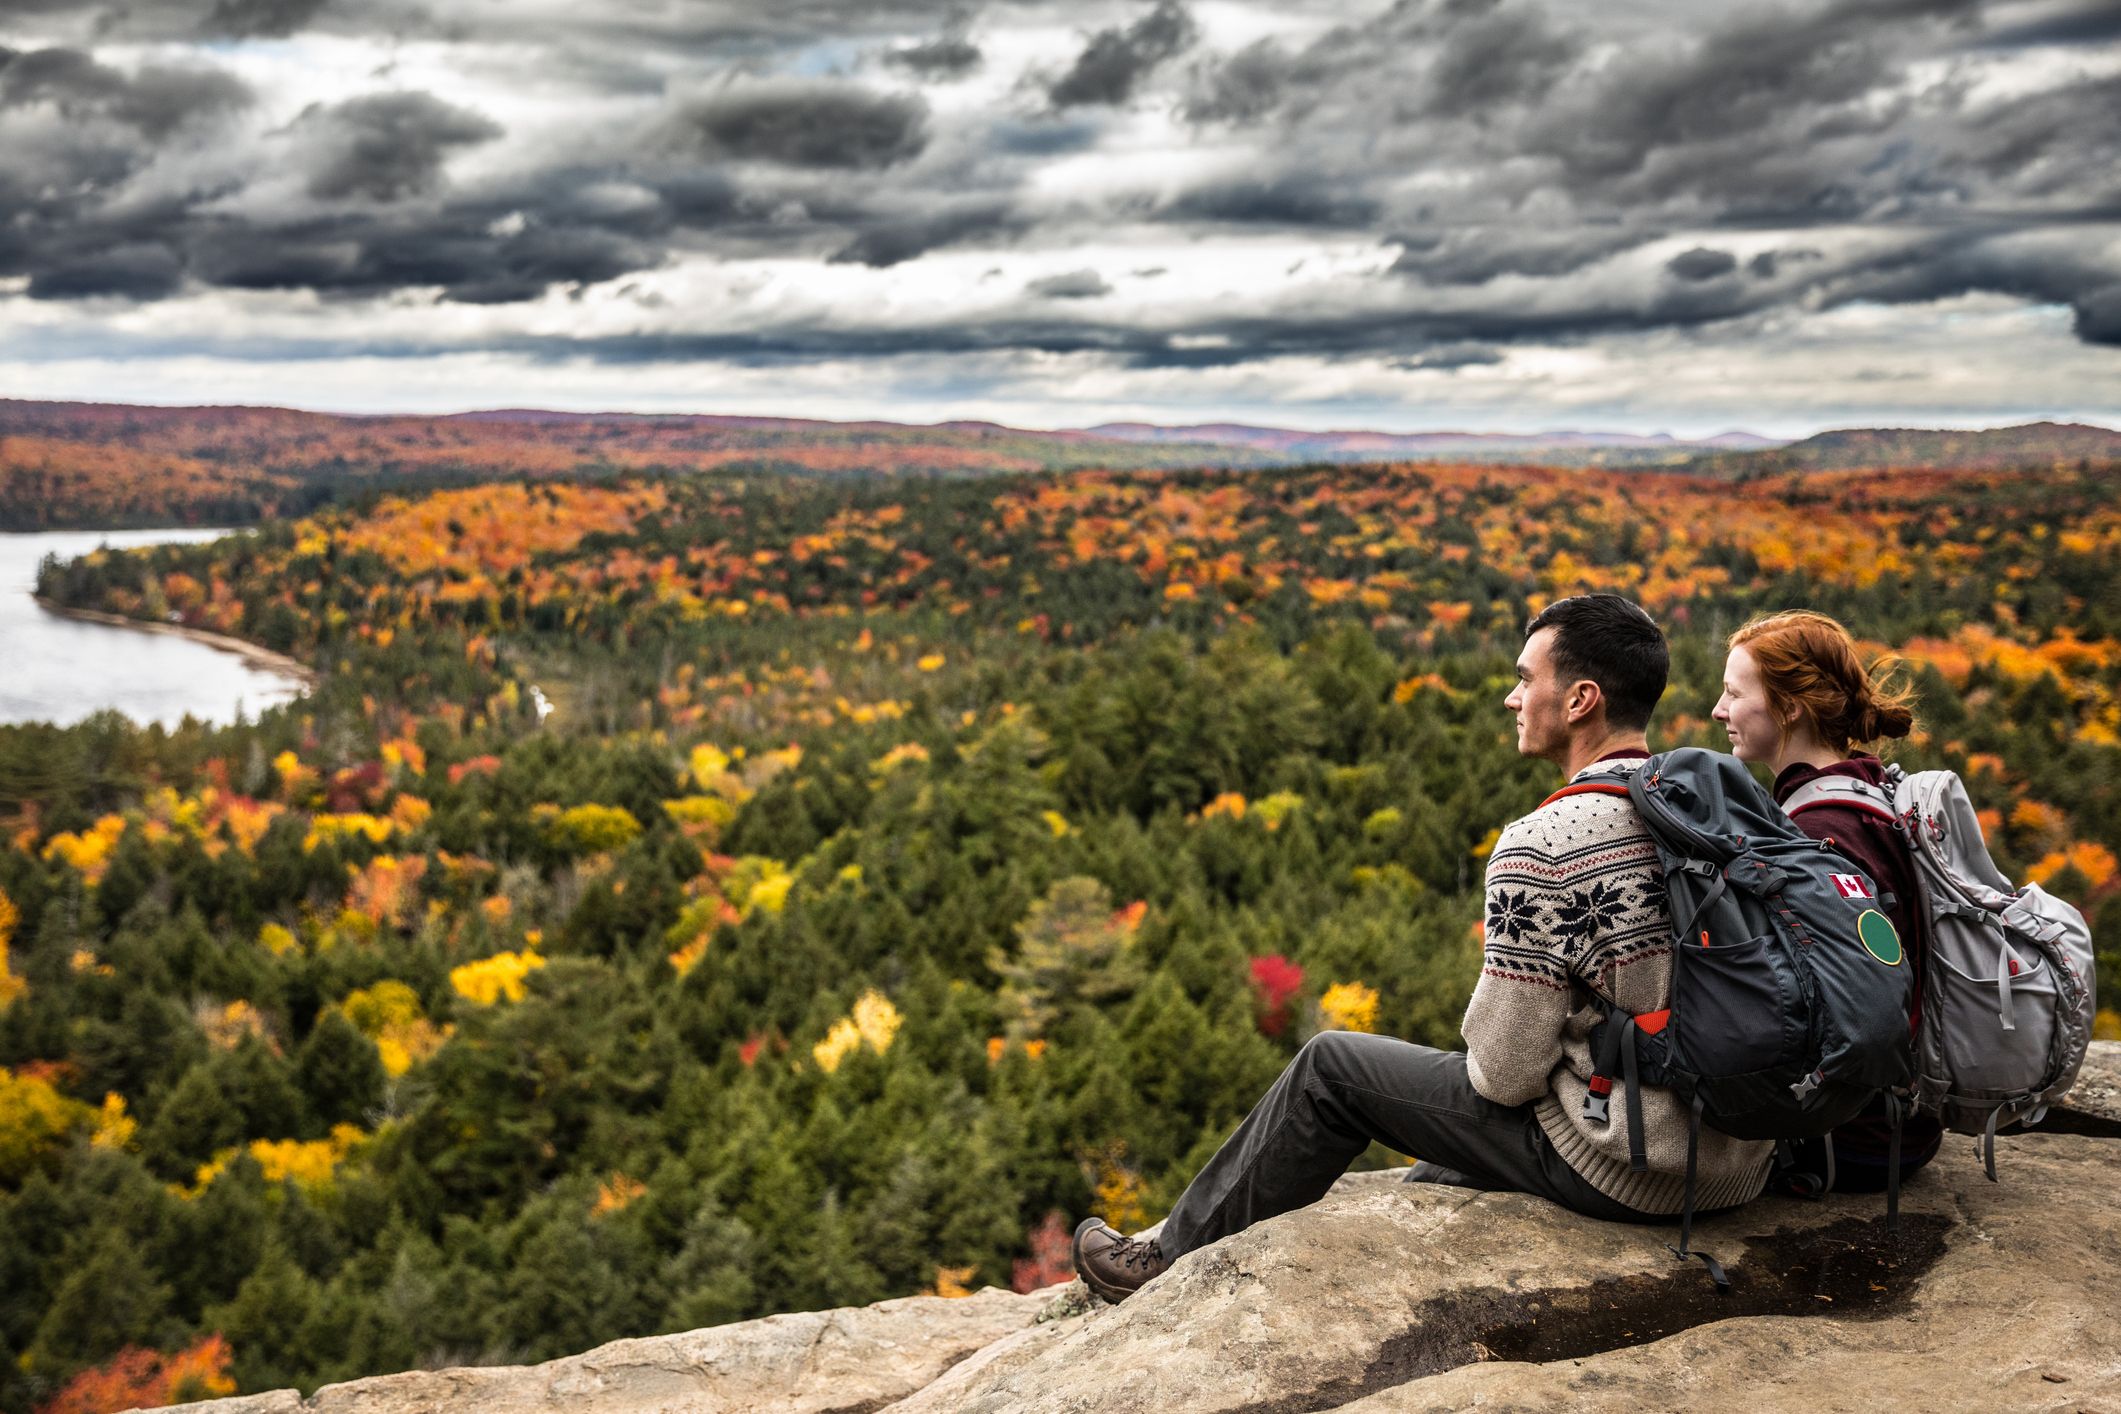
[{"left": 1505, "top": 627, "right": 1576, "bottom": 761}]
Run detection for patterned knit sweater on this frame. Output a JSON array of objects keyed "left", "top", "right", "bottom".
[{"left": 1462, "top": 754, "right": 1773, "bottom": 1214}]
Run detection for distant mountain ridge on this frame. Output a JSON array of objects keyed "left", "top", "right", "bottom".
[
  {"left": 1, "top": 398, "right": 2112, "bottom": 531},
  {"left": 1081, "top": 422, "right": 1782, "bottom": 463},
  {"left": 1683, "top": 420, "right": 2121, "bottom": 477}
]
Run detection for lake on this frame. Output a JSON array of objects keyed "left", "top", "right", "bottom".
[{"left": 0, "top": 528, "right": 310, "bottom": 729}]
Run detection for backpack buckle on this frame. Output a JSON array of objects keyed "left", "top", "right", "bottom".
[
  {"left": 1583, "top": 1075, "right": 1613, "bottom": 1125},
  {"left": 1789, "top": 1069, "right": 1824, "bottom": 1101}
]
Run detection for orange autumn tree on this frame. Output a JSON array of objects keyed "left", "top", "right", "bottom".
[{"left": 36, "top": 1335, "right": 235, "bottom": 1414}]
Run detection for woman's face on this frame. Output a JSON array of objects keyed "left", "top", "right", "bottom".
[{"left": 1712, "top": 645, "right": 1786, "bottom": 763}]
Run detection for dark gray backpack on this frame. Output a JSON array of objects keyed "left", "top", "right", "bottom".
[
  {"left": 1785, "top": 766, "right": 2096, "bottom": 1179},
  {"left": 1560, "top": 748, "right": 1915, "bottom": 1284}
]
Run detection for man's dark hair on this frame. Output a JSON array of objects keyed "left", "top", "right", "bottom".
[{"left": 1524, "top": 595, "right": 1668, "bottom": 731}]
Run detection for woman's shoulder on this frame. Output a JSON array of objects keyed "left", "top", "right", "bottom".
[{"left": 1771, "top": 752, "right": 1888, "bottom": 804}]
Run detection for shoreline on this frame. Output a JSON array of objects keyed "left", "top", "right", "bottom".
[{"left": 32, "top": 595, "right": 321, "bottom": 691}]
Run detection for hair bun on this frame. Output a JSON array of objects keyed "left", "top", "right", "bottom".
[{"left": 1856, "top": 696, "right": 1916, "bottom": 742}]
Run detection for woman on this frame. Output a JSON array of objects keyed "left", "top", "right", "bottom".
[{"left": 1712, "top": 609, "right": 1943, "bottom": 1192}]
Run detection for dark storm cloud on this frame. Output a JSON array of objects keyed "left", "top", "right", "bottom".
[
  {"left": 28, "top": 242, "right": 186, "bottom": 299},
  {"left": 1938, "top": 72, "right": 2121, "bottom": 193},
  {"left": 1181, "top": 0, "right": 1572, "bottom": 128},
  {"left": 1390, "top": 344, "right": 1505, "bottom": 371},
  {"left": 1026, "top": 269, "right": 1111, "bottom": 298},
  {"left": 1666, "top": 247, "right": 1737, "bottom": 281},
  {"left": 1163, "top": 177, "right": 1379, "bottom": 227},
  {"left": 828, "top": 202, "right": 1020, "bottom": 267},
  {"left": 1815, "top": 233, "right": 2121, "bottom": 347},
  {"left": 1747, "top": 248, "right": 1822, "bottom": 279},
  {"left": 987, "top": 115, "right": 1104, "bottom": 156},
  {"left": 1386, "top": 228, "right": 1646, "bottom": 286},
  {"left": 1416, "top": 0, "right": 1576, "bottom": 118},
  {"left": 448, "top": 284, "right": 1776, "bottom": 368},
  {"left": 1, "top": 0, "right": 980, "bottom": 52},
  {"left": 1154, "top": 0, "right": 2121, "bottom": 360},
  {"left": 2074, "top": 284, "right": 2121, "bottom": 343},
  {"left": 1179, "top": 39, "right": 1297, "bottom": 124},
  {"left": 293, "top": 92, "right": 503, "bottom": 201},
  {"left": 1049, "top": 0, "right": 1197, "bottom": 108},
  {"left": 1973, "top": 0, "right": 2121, "bottom": 47},
  {"left": 0, "top": 45, "right": 251, "bottom": 128},
  {"left": 185, "top": 198, "right": 667, "bottom": 302},
  {"left": 0, "top": 47, "right": 253, "bottom": 297},
  {"left": 201, "top": 0, "right": 332, "bottom": 39},
  {"left": 665, "top": 80, "right": 929, "bottom": 168},
  {"left": 2, "top": 0, "right": 2118, "bottom": 379},
  {"left": 884, "top": 35, "right": 982, "bottom": 77}
]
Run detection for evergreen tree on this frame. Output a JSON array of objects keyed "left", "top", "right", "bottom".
[
  {"left": 24, "top": 1226, "right": 176, "bottom": 1381},
  {"left": 203, "top": 1241, "right": 321, "bottom": 1394},
  {"left": 295, "top": 1009, "right": 387, "bottom": 1135},
  {"left": 660, "top": 1198, "right": 758, "bottom": 1331},
  {"left": 140, "top": 1062, "right": 245, "bottom": 1179}
]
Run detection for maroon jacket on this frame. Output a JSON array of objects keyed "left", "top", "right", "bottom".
[{"left": 1774, "top": 753, "right": 1943, "bottom": 1163}]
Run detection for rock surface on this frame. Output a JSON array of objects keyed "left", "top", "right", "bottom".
[
  {"left": 154, "top": 1287, "right": 1051, "bottom": 1414},
  {"left": 156, "top": 1043, "right": 2121, "bottom": 1414}
]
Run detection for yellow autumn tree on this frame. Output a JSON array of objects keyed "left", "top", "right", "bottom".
[
  {"left": 451, "top": 948, "right": 545, "bottom": 1005},
  {"left": 853, "top": 990, "right": 903, "bottom": 1052},
  {"left": 1087, "top": 1142, "right": 1148, "bottom": 1231},
  {"left": 592, "top": 1173, "right": 648, "bottom": 1217},
  {"left": 0, "top": 1066, "right": 91, "bottom": 1183},
  {"left": 0, "top": 888, "right": 22, "bottom": 1012},
  {"left": 1319, "top": 981, "right": 1380, "bottom": 1034},
  {"left": 41, "top": 814, "right": 127, "bottom": 885},
  {"left": 187, "top": 1125, "right": 366, "bottom": 1199},
  {"left": 91, "top": 1092, "right": 136, "bottom": 1150},
  {"left": 339, "top": 980, "right": 451, "bottom": 1075},
  {"left": 813, "top": 1017, "right": 863, "bottom": 1073},
  {"left": 813, "top": 989, "right": 902, "bottom": 1072}
]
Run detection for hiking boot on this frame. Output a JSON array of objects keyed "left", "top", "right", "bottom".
[{"left": 1072, "top": 1217, "right": 1169, "bottom": 1303}]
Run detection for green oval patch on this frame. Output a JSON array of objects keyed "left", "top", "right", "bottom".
[{"left": 1857, "top": 909, "right": 1903, "bottom": 966}]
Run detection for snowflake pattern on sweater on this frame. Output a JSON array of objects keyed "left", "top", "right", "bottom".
[{"left": 1477, "top": 782, "right": 1669, "bottom": 994}]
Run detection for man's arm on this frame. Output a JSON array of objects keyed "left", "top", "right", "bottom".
[{"left": 1461, "top": 819, "right": 1572, "bottom": 1106}]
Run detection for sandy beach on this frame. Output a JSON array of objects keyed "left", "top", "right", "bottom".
[{"left": 32, "top": 595, "right": 320, "bottom": 691}]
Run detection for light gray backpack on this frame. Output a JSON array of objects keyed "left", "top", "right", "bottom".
[{"left": 1785, "top": 766, "right": 2097, "bottom": 1179}]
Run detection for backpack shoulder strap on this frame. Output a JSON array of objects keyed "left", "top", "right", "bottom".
[
  {"left": 1541, "top": 780, "right": 1631, "bottom": 808},
  {"left": 1540, "top": 766, "right": 1637, "bottom": 811},
  {"left": 1783, "top": 775, "right": 1900, "bottom": 824},
  {"left": 1895, "top": 769, "right": 2016, "bottom": 908}
]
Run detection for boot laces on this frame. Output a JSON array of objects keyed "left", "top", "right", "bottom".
[{"left": 1109, "top": 1234, "right": 1162, "bottom": 1272}]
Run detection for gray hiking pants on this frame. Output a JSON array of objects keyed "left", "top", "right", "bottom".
[{"left": 1156, "top": 1032, "right": 1650, "bottom": 1258}]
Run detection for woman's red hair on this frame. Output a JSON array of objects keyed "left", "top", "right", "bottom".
[{"left": 1728, "top": 610, "right": 1918, "bottom": 752}]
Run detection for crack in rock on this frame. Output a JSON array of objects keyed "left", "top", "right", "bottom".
[{"left": 1231, "top": 1214, "right": 1952, "bottom": 1414}]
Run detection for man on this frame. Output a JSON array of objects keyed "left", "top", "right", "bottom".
[{"left": 1072, "top": 594, "right": 1774, "bottom": 1303}]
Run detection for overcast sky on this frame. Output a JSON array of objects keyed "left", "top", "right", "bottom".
[{"left": 2, "top": 0, "right": 2118, "bottom": 435}]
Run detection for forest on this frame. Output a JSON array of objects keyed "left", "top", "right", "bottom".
[
  {"left": 0, "top": 400, "right": 1282, "bottom": 532},
  {"left": 2, "top": 454, "right": 2117, "bottom": 1412}
]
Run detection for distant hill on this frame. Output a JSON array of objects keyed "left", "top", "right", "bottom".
[
  {"left": 3, "top": 399, "right": 2111, "bottom": 531},
  {"left": 1080, "top": 423, "right": 1781, "bottom": 467},
  {"left": 0, "top": 401, "right": 1284, "bottom": 531},
  {"left": 1682, "top": 421, "right": 2121, "bottom": 477}
]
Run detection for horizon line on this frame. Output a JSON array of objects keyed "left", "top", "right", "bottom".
[{"left": 7, "top": 395, "right": 2120, "bottom": 445}]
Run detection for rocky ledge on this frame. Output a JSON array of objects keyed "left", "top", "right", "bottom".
[{"left": 159, "top": 1043, "right": 2121, "bottom": 1414}]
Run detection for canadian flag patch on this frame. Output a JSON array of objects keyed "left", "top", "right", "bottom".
[{"left": 1832, "top": 874, "right": 1874, "bottom": 900}]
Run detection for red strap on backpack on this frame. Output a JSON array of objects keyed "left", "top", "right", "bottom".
[{"left": 1540, "top": 781, "right": 1631, "bottom": 809}]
